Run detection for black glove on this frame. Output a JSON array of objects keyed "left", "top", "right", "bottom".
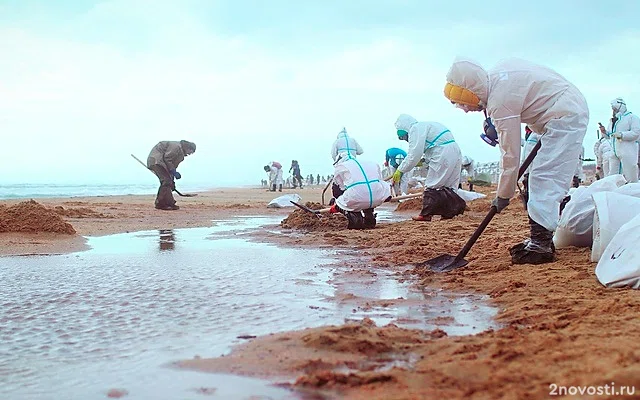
[
  {"left": 171, "top": 170, "right": 181, "bottom": 180},
  {"left": 492, "top": 197, "right": 510, "bottom": 213}
]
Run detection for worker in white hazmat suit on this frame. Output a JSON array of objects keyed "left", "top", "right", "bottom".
[
  {"left": 594, "top": 128, "right": 613, "bottom": 179},
  {"left": 393, "top": 114, "right": 466, "bottom": 222},
  {"left": 328, "top": 155, "right": 391, "bottom": 229},
  {"left": 444, "top": 57, "right": 589, "bottom": 265},
  {"left": 572, "top": 145, "right": 586, "bottom": 187},
  {"left": 330, "top": 127, "right": 364, "bottom": 162},
  {"left": 263, "top": 161, "right": 284, "bottom": 192},
  {"left": 459, "top": 155, "right": 476, "bottom": 191},
  {"left": 384, "top": 147, "right": 410, "bottom": 195},
  {"left": 599, "top": 98, "right": 640, "bottom": 183}
]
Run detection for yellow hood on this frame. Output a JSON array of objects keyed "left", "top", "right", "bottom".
[{"left": 444, "top": 57, "right": 489, "bottom": 107}]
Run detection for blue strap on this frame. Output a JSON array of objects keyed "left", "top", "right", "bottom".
[
  {"left": 337, "top": 133, "right": 357, "bottom": 159},
  {"left": 344, "top": 159, "right": 377, "bottom": 208},
  {"left": 425, "top": 129, "right": 454, "bottom": 149}
]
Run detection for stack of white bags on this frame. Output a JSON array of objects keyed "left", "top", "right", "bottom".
[{"left": 553, "top": 175, "right": 640, "bottom": 289}]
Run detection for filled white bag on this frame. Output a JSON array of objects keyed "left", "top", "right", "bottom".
[
  {"left": 595, "top": 212, "right": 640, "bottom": 289},
  {"left": 553, "top": 174, "right": 626, "bottom": 248},
  {"left": 267, "top": 193, "right": 302, "bottom": 208},
  {"left": 454, "top": 188, "right": 486, "bottom": 202},
  {"left": 591, "top": 192, "right": 640, "bottom": 262}
]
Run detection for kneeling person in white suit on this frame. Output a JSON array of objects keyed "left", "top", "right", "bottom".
[{"left": 329, "top": 156, "right": 391, "bottom": 229}]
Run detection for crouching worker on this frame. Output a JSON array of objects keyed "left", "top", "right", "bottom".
[
  {"left": 329, "top": 156, "right": 391, "bottom": 229},
  {"left": 147, "top": 140, "right": 196, "bottom": 210},
  {"left": 264, "top": 161, "right": 284, "bottom": 192},
  {"left": 394, "top": 114, "right": 466, "bottom": 222}
]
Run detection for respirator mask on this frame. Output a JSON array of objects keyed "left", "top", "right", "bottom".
[{"left": 481, "top": 109, "right": 499, "bottom": 147}]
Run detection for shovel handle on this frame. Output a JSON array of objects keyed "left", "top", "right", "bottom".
[{"left": 452, "top": 139, "right": 542, "bottom": 262}]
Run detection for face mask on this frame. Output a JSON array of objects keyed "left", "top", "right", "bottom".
[{"left": 480, "top": 110, "right": 499, "bottom": 147}]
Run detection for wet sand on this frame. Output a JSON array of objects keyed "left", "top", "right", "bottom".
[
  {"left": 0, "top": 187, "right": 322, "bottom": 255},
  {"left": 3, "top": 186, "right": 638, "bottom": 399}
]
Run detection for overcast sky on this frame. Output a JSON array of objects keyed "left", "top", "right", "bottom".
[{"left": 1, "top": 0, "right": 639, "bottom": 187}]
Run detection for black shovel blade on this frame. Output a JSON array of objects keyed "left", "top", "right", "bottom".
[{"left": 417, "top": 254, "right": 469, "bottom": 273}]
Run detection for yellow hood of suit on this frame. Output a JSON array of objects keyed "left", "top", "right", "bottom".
[{"left": 444, "top": 57, "right": 489, "bottom": 108}]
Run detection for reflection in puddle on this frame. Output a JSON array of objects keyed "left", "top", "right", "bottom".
[
  {"left": 0, "top": 215, "right": 497, "bottom": 400},
  {"left": 158, "top": 229, "right": 175, "bottom": 251}
]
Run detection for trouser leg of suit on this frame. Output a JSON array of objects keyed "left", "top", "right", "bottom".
[
  {"left": 150, "top": 165, "right": 176, "bottom": 208},
  {"left": 611, "top": 140, "right": 639, "bottom": 183},
  {"left": 527, "top": 114, "right": 587, "bottom": 232}
]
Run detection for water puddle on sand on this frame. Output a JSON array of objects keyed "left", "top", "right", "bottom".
[{"left": 0, "top": 216, "right": 497, "bottom": 400}]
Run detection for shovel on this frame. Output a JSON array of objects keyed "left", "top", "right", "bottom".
[
  {"left": 292, "top": 191, "right": 422, "bottom": 216},
  {"left": 418, "top": 140, "right": 542, "bottom": 272},
  {"left": 131, "top": 154, "right": 198, "bottom": 197},
  {"left": 290, "top": 201, "right": 331, "bottom": 217}
]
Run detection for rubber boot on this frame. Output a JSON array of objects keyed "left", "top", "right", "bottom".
[
  {"left": 345, "top": 211, "right": 364, "bottom": 230},
  {"left": 362, "top": 208, "right": 376, "bottom": 229},
  {"left": 278, "top": 184, "right": 283, "bottom": 192},
  {"left": 572, "top": 176, "right": 580, "bottom": 188},
  {"left": 510, "top": 217, "right": 555, "bottom": 265},
  {"left": 271, "top": 184, "right": 276, "bottom": 192},
  {"left": 469, "top": 182, "right": 474, "bottom": 192}
]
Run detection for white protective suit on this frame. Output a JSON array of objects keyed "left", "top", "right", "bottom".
[
  {"left": 331, "top": 128, "right": 364, "bottom": 162},
  {"left": 594, "top": 135, "right": 613, "bottom": 177},
  {"left": 446, "top": 57, "right": 589, "bottom": 231},
  {"left": 395, "top": 114, "right": 462, "bottom": 190},
  {"left": 606, "top": 98, "right": 640, "bottom": 183},
  {"left": 333, "top": 157, "right": 391, "bottom": 212},
  {"left": 460, "top": 155, "right": 476, "bottom": 186},
  {"left": 267, "top": 161, "right": 284, "bottom": 186}
]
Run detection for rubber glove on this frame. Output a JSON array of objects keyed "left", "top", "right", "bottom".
[
  {"left": 492, "top": 197, "right": 510, "bottom": 213},
  {"left": 172, "top": 170, "right": 182, "bottom": 179},
  {"left": 416, "top": 159, "right": 424, "bottom": 167},
  {"left": 329, "top": 204, "right": 342, "bottom": 214},
  {"left": 383, "top": 161, "right": 389, "bottom": 167},
  {"left": 392, "top": 169, "right": 403, "bottom": 183},
  {"left": 613, "top": 132, "right": 623, "bottom": 139}
]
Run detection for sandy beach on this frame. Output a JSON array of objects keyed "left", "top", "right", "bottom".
[{"left": 2, "top": 186, "right": 638, "bottom": 399}]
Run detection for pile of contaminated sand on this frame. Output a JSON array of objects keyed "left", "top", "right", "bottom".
[
  {"left": 281, "top": 202, "right": 347, "bottom": 230},
  {"left": 0, "top": 200, "right": 76, "bottom": 234},
  {"left": 395, "top": 198, "right": 421, "bottom": 211},
  {"left": 53, "top": 206, "right": 113, "bottom": 219}
]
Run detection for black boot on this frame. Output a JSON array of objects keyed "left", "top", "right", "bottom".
[
  {"left": 345, "top": 211, "right": 364, "bottom": 230},
  {"left": 469, "top": 182, "right": 474, "bottom": 192},
  {"left": 362, "top": 208, "right": 376, "bottom": 229},
  {"left": 271, "top": 184, "right": 276, "bottom": 192},
  {"left": 278, "top": 184, "right": 283, "bottom": 192},
  {"left": 510, "top": 217, "right": 555, "bottom": 265}
]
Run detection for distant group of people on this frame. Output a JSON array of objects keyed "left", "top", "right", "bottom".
[{"left": 262, "top": 161, "right": 330, "bottom": 192}]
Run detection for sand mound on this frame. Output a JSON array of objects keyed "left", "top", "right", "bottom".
[
  {"left": 53, "top": 206, "right": 112, "bottom": 219},
  {"left": 0, "top": 200, "right": 76, "bottom": 234},
  {"left": 395, "top": 198, "right": 421, "bottom": 211},
  {"left": 281, "top": 202, "right": 347, "bottom": 230}
]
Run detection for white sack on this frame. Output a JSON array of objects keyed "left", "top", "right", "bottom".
[
  {"left": 553, "top": 174, "right": 626, "bottom": 248},
  {"left": 267, "top": 193, "right": 302, "bottom": 208},
  {"left": 595, "top": 212, "right": 640, "bottom": 289},
  {"left": 591, "top": 192, "right": 640, "bottom": 262}
]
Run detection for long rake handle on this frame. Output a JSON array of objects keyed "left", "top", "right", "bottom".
[{"left": 453, "top": 140, "right": 542, "bottom": 262}]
